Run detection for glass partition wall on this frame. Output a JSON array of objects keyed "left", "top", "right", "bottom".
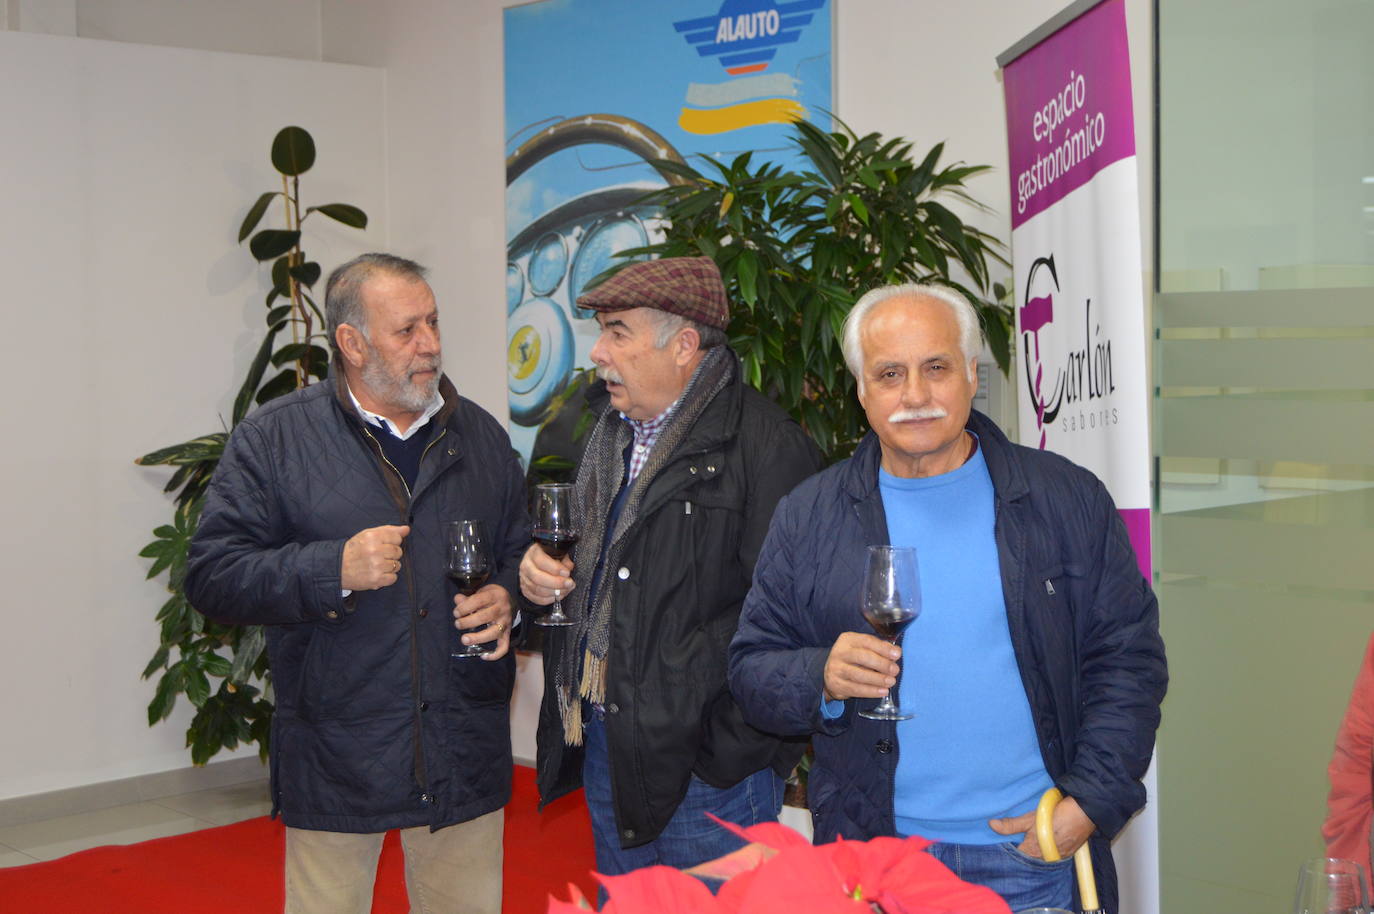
[{"left": 1156, "top": 0, "right": 1374, "bottom": 909}]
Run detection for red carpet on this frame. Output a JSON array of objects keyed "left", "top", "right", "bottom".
[{"left": 0, "top": 765, "right": 594, "bottom": 913}]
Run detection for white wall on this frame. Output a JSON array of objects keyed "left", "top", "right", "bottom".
[
  {"left": 0, "top": 29, "right": 385, "bottom": 800},
  {"left": 320, "top": 0, "right": 512, "bottom": 423},
  {"left": 74, "top": 0, "right": 323, "bottom": 59}
]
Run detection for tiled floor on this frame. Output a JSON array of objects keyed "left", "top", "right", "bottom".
[{"left": 0, "top": 779, "right": 271, "bottom": 868}]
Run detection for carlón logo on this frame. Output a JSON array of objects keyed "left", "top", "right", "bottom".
[{"left": 1020, "top": 254, "right": 1120, "bottom": 450}]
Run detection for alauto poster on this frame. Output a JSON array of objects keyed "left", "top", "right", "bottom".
[
  {"left": 503, "top": 0, "right": 832, "bottom": 462},
  {"left": 1002, "top": 0, "right": 1151, "bottom": 577}
]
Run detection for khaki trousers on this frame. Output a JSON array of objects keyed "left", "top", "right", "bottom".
[{"left": 284, "top": 809, "right": 503, "bottom": 914}]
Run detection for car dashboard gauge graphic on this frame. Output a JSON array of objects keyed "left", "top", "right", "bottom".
[{"left": 505, "top": 114, "right": 690, "bottom": 430}]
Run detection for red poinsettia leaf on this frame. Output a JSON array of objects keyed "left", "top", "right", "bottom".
[
  {"left": 818, "top": 838, "right": 1011, "bottom": 914},
  {"left": 546, "top": 880, "right": 595, "bottom": 912},
  {"left": 595, "top": 865, "right": 723, "bottom": 913},
  {"left": 714, "top": 866, "right": 754, "bottom": 913},
  {"left": 686, "top": 841, "right": 778, "bottom": 882},
  {"left": 717, "top": 843, "right": 869, "bottom": 912},
  {"left": 705, "top": 813, "right": 813, "bottom": 851}
]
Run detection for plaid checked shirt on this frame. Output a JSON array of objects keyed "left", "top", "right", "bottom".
[{"left": 624, "top": 401, "right": 677, "bottom": 483}]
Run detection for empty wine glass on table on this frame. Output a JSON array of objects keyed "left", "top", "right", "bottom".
[
  {"left": 532, "top": 483, "right": 579, "bottom": 627},
  {"left": 447, "top": 519, "right": 493, "bottom": 659},
  {"left": 857, "top": 544, "right": 922, "bottom": 721},
  {"left": 1294, "top": 857, "right": 1370, "bottom": 914}
]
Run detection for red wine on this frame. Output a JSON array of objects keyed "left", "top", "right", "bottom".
[
  {"left": 449, "top": 569, "right": 490, "bottom": 596},
  {"left": 534, "top": 529, "right": 579, "bottom": 559},
  {"left": 862, "top": 606, "right": 917, "bottom": 642}
]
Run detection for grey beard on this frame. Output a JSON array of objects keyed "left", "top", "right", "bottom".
[{"left": 361, "top": 355, "right": 441, "bottom": 413}]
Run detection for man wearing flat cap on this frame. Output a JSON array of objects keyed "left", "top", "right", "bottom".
[{"left": 520, "top": 256, "right": 822, "bottom": 874}]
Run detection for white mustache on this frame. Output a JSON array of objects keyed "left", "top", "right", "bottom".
[
  {"left": 409, "top": 357, "right": 440, "bottom": 379},
  {"left": 888, "top": 407, "right": 947, "bottom": 423},
  {"left": 597, "top": 367, "right": 624, "bottom": 385}
]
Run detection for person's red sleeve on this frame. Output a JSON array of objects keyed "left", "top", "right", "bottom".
[{"left": 1324, "top": 633, "right": 1374, "bottom": 869}]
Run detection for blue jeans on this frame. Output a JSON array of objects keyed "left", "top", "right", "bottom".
[
  {"left": 581, "top": 710, "right": 783, "bottom": 877},
  {"left": 926, "top": 840, "right": 1074, "bottom": 911}
]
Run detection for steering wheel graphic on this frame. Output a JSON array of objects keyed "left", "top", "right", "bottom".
[{"left": 505, "top": 114, "right": 691, "bottom": 428}]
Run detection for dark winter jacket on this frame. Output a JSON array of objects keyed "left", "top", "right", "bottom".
[
  {"left": 536, "top": 368, "right": 822, "bottom": 848},
  {"left": 728, "top": 410, "right": 1166, "bottom": 914},
  {"left": 185, "top": 371, "right": 529, "bottom": 833}
]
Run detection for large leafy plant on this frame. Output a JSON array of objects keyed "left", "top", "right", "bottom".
[
  {"left": 627, "top": 117, "right": 1010, "bottom": 462},
  {"left": 135, "top": 126, "right": 367, "bottom": 764}
]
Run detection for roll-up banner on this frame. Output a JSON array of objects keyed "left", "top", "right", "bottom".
[
  {"left": 999, "top": 0, "right": 1150, "bottom": 578},
  {"left": 998, "top": 2, "right": 1157, "bottom": 911}
]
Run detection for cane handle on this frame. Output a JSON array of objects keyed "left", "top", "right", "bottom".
[{"left": 1035, "top": 786, "right": 1100, "bottom": 911}]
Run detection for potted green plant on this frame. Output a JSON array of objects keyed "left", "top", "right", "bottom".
[
  {"left": 626, "top": 116, "right": 1010, "bottom": 462},
  {"left": 135, "top": 126, "right": 367, "bottom": 764}
]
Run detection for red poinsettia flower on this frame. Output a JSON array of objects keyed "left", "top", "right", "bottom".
[
  {"left": 546, "top": 819, "right": 1013, "bottom": 914},
  {"left": 594, "top": 865, "right": 725, "bottom": 914}
]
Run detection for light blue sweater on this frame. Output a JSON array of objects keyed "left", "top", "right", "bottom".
[{"left": 879, "top": 443, "right": 1052, "bottom": 844}]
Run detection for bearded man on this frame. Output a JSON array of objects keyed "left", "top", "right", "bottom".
[{"left": 187, "top": 253, "right": 528, "bottom": 914}]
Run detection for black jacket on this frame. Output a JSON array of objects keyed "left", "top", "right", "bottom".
[
  {"left": 728, "top": 411, "right": 1166, "bottom": 914},
  {"left": 186, "top": 372, "right": 529, "bottom": 833},
  {"left": 536, "top": 369, "right": 822, "bottom": 848}
]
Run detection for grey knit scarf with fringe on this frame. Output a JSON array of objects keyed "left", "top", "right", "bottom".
[{"left": 555, "top": 346, "right": 734, "bottom": 746}]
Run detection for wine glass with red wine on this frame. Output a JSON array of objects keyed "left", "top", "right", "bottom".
[
  {"left": 857, "top": 544, "right": 921, "bottom": 721},
  {"left": 532, "top": 483, "right": 578, "bottom": 627},
  {"left": 447, "top": 519, "right": 493, "bottom": 658}
]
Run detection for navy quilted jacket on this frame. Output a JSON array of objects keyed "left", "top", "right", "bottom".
[
  {"left": 186, "top": 372, "right": 529, "bottom": 833},
  {"left": 727, "top": 410, "right": 1166, "bottom": 914}
]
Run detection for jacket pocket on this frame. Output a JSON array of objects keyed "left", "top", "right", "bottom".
[
  {"left": 447, "top": 651, "right": 515, "bottom": 707},
  {"left": 295, "top": 625, "right": 337, "bottom": 721},
  {"left": 998, "top": 841, "right": 1075, "bottom": 870}
]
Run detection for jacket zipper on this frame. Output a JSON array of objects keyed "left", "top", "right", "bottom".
[{"left": 358, "top": 423, "right": 450, "bottom": 806}]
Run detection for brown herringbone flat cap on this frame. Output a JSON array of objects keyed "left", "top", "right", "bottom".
[{"left": 576, "top": 256, "right": 729, "bottom": 330}]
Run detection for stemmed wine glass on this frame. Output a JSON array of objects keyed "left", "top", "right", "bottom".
[
  {"left": 532, "top": 483, "right": 579, "bottom": 627},
  {"left": 447, "top": 519, "right": 493, "bottom": 659},
  {"left": 857, "top": 544, "right": 922, "bottom": 721},
  {"left": 1294, "top": 857, "right": 1370, "bottom": 914}
]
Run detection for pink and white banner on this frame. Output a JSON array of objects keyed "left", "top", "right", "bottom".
[{"left": 1001, "top": 0, "right": 1151, "bottom": 578}]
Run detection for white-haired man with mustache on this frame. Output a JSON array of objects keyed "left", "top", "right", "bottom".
[{"left": 728, "top": 284, "right": 1166, "bottom": 914}]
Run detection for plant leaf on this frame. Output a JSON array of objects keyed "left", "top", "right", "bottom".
[
  {"left": 249, "top": 229, "right": 300, "bottom": 262},
  {"left": 271, "top": 342, "right": 312, "bottom": 368},
  {"left": 238, "top": 192, "right": 279, "bottom": 243},
  {"left": 306, "top": 203, "right": 367, "bottom": 229},
  {"left": 148, "top": 670, "right": 178, "bottom": 726},
  {"left": 232, "top": 326, "right": 280, "bottom": 426},
  {"left": 201, "top": 651, "right": 233, "bottom": 678},
  {"left": 271, "top": 256, "right": 293, "bottom": 296},
  {"left": 255, "top": 369, "right": 300, "bottom": 406},
  {"left": 266, "top": 305, "right": 293, "bottom": 329},
  {"left": 229, "top": 626, "right": 266, "bottom": 684},
  {"left": 271, "top": 126, "right": 316, "bottom": 176},
  {"left": 288, "top": 261, "right": 322, "bottom": 289},
  {"left": 142, "top": 645, "right": 170, "bottom": 680}
]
